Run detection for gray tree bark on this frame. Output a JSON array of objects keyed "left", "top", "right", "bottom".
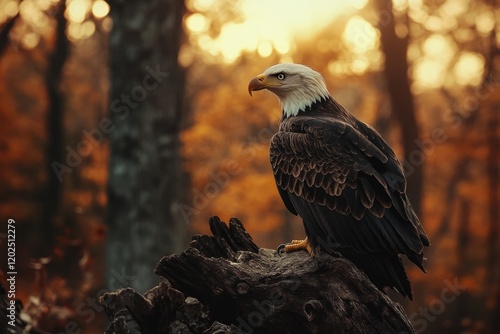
[{"left": 106, "top": 0, "right": 187, "bottom": 293}]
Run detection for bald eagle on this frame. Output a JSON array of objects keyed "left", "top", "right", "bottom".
[{"left": 248, "top": 63, "right": 430, "bottom": 299}]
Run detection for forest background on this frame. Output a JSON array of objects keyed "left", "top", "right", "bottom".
[{"left": 0, "top": 0, "right": 499, "bottom": 333}]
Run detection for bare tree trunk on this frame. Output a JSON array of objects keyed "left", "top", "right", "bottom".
[
  {"left": 0, "top": 12, "right": 19, "bottom": 55},
  {"left": 40, "top": 0, "right": 68, "bottom": 254},
  {"left": 486, "top": 102, "right": 499, "bottom": 287},
  {"left": 106, "top": 0, "right": 187, "bottom": 293},
  {"left": 373, "top": 0, "right": 422, "bottom": 216},
  {"left": 483, "top": 10, "right": 500, "bottom": 329},
  {"left": 456, "top": 197, "right": 470, "bottom": 279}
]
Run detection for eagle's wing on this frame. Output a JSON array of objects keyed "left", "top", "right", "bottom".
[
  {"left": 353, "top": 119, "right": 430, "bottom": 245},
  {"left": 270, "top": 116, "right": 428, "bottom": 296}
]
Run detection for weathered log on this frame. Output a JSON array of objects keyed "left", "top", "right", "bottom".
[{"left": 101, "top": 217, "right": 416, "bottom": 334}]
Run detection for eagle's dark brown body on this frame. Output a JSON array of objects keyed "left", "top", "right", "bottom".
[{"left": 270, "top": 97, "right": 430, "bottom": 299}]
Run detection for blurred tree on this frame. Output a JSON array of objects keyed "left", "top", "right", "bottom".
[
  {"left": 0, "top": 12, "right": 18, "bottom": 56},
  {"left": 484, "top": 20, "right": 500, "bottom": 292},
  {"left": 106, "top": 0, "right": 187, "bottom": 292},
  {"left": 456, "top": 196, "right": 470, "bottom": 278},
  {"left": 41, "top": 0, "right": 68, "bottom": 255},
  {"left": 484, "top": 33, "right": 500, "bottom": 330},
  {"left": 373, "top": 0, "right": 422, "bottom": 216}
]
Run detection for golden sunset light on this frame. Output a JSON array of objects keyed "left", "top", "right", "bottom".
[
  {"left": 92, "top": 0, "right": 110, "bottom": 19},
  {"left": 186, "top": 0, "right": 370, "bottom": 63}
]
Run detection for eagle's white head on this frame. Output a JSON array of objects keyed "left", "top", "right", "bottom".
[{"left": 248, "top": 63, "right": 330, "bottom": 118}]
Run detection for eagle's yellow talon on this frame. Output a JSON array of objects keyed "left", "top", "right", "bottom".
[{"left": 283, "top": 237, "right": 314, "bottom": 256}]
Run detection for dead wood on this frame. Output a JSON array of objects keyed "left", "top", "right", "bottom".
[{"left": 100, "top": 216, "right": 416, "bottom": 334}]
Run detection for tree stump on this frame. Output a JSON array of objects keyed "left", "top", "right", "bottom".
[{"left": 100, "top": 216, "right": 416, "bottom": 334}]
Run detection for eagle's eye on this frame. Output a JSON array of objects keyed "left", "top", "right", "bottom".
[{"left": 276, "top": 73, "right": 286, "bottom": 80}]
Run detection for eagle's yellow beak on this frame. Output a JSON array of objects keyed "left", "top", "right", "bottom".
[{"left": 248, "top": 74, "right": 266, "bottom": 96}]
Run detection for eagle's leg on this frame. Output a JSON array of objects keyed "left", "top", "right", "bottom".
[{"left": 277, "top": 237, "right": 313, "bottom": 256}]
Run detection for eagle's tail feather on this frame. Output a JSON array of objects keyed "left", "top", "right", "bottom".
[{"left": 342, "top": 250, "right": 413, "bottom": 300}]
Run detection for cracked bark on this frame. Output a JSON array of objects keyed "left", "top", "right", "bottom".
[{"left": 101, "top": 217, "right": 416, "bottom": 334}]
